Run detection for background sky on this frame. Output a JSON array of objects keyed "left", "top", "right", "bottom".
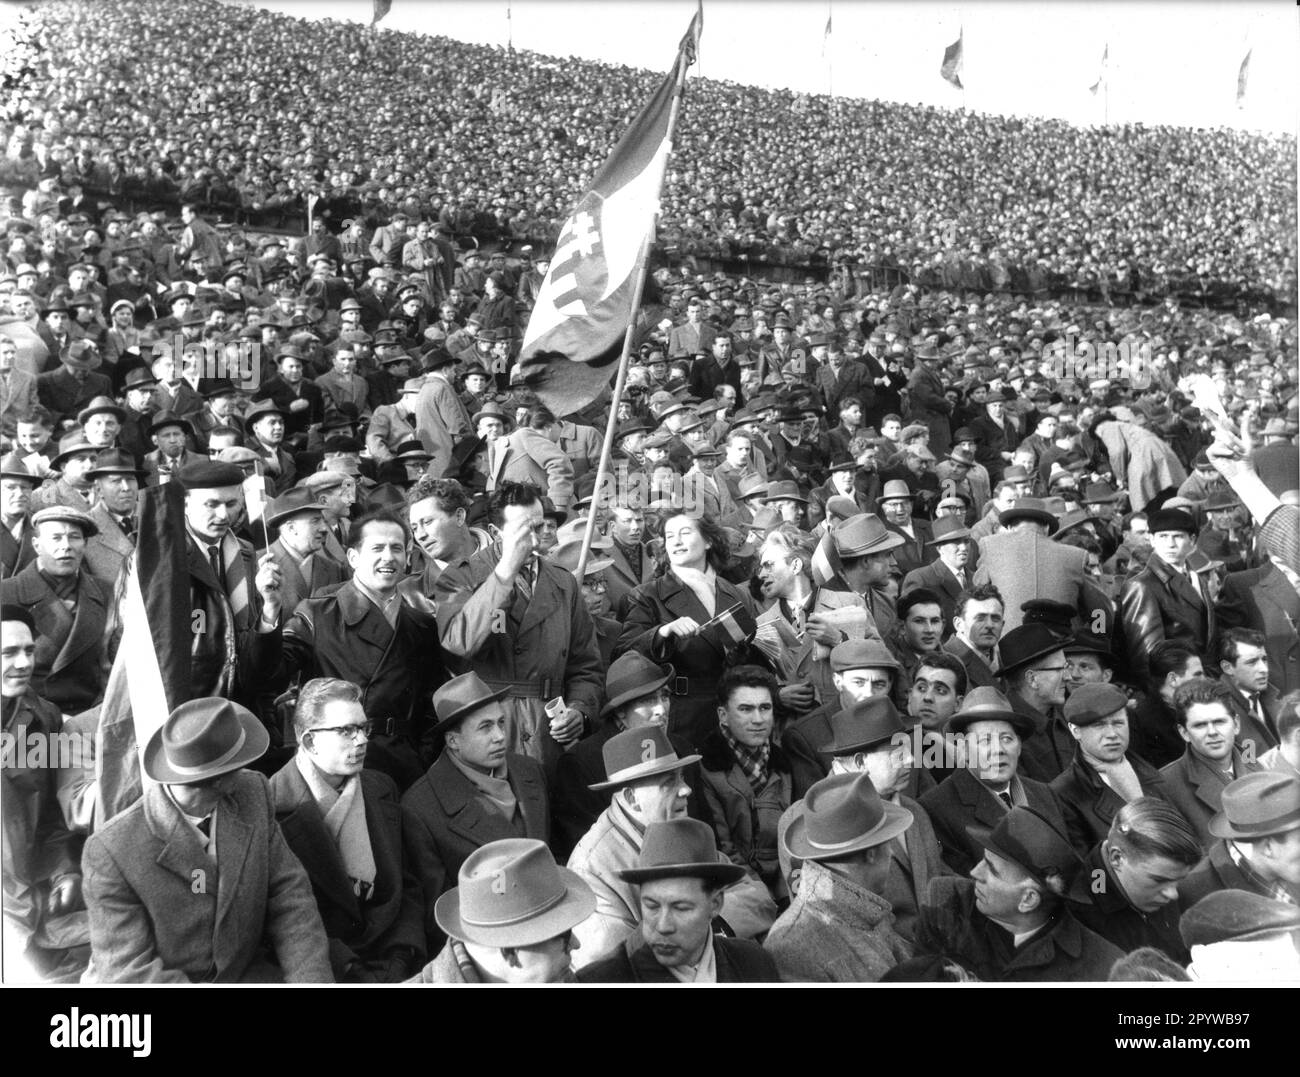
[{"left": 231, "top": 0, "right": 1298, "bottom": 135}]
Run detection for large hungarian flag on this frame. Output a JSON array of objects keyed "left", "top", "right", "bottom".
[
  {"left": 373, "top": 0, "right": 392, "bottom": 26},
  {"left": 518, "top": 6, "right": 702, "bottom": 417},
  {"left": 940, "top": 30, "right": 964, "bottom": 90},
  {"left": 96, "top": 481, "right": 192, "bottom": 822}
]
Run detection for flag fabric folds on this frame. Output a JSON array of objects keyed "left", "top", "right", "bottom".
[
  {"left": 941, "top": 30, "right": 964, "bottom": 90},
  {"left": 1089, "top": 43, "right": 1109, "bottom": 95},
  {"left": 372, "top": 0, "right": 392, "bottom": 26},
  {"left": 1237, "top": 49, "right": 1251, "bottom": 107},
  {"left": 96, "top": 481, "right": 192, "bottom": 822},
  {"left": 518, "top": 6, "right": 701, "bottom": 417}
]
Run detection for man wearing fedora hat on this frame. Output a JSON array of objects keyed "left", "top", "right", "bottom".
[
  {"left": 877, "top": 479, "right": 934, "bottom": 579},
  {"left": 410, "top": 838, "right": 595, "bottom": 983},
  {"left": 1119, "top": 507, "right": 1215, "bottom": 690},
  {"left": 998, "top": 622, "right": 1077, "bottom": 783},
  {"left": 188, "top": 378, "right": 246, "bottom": 453},
  {"left": 141, "top": 410, "right": 200, "bottom": 487},
  {"left": 831, "top": 511, "right": 906, "bottom": 637},
  {"left": 0, "top": 451, "right": 38, "bottom": 579},
  {"left": 901, "top": 516, "right": 975, "bottom": 633},
  {"left": 974, "top": 497, "right": 1086, "bottom": 634},
  {"left": 765, "top": 772, "right": 915, "bottom": 981},
  {"left": 81, "top": 448, "right": 143, "bottom": 587},
  {"left": 263, "top": 487, "right": 349, "bottom": 614},
  {"left": 269, "top": 678, "right": 424, "bottom": 982},
  {"left": 36, "top": 341, "right": 111, "bottom": 429},
  {"left": 29, "top": 431, "right": 99, "bottom": 513},
  {"left": 1, "top": 506, "right": 110, "bottom": 714},
  {"left": 82, "top": 696, "right": 332, "bottom": 982},
  {"left": 412, "top": 346, "right": 471, "bottom": 481},
  {"left": 1, "top": 607, "right": 88, "bottom": 982},
  {"left": 244, "top": 398, "right": 298, "bottom": 496},
  {"left": 911, "top": 806, "right": 1123, "bottom": 982},
  {"left": 1178, "top": 771, "right": 1300, "bottom": 910},
  {"left": 568, "top": 724, "right": 777, "bottom": 966},
  {"left": 401, "top": 672, "right": 549, "bottom": 954},
  {"left": 1050, "top": 682, "right": 1169, "bottom": 855},
  {"left": 578, "top": 819, "right": 778, "bottom": 982},
  {"left": 76, "top": 395, "right": 124, "bottom": 451},
  {"left": 552, "top": 652, "right": 705, "bottom": 859},
  {"left": 920, "top": 686, "right": 1064, "bottom": 876}
]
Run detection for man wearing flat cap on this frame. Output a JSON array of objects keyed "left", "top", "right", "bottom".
[
  {"left": 401, "top": 672, "right": 549, "bottom": 954},
  {"left": 81, "top": 449, "right": 143, "bottom": 587},
  {"left": 911, "top": 806, "right": 1123, "bottom": 982},
  {"left": 409, "top": 838, "right": 595, "bottom": 983},
  {"left": 920, "top": 686, "right": 1064, "bottom": 877},
  {"left": 567, "top": 724, "right": 777, "bottom": 967},
  {"left": 1, "top": 505, "right": 110, "bottom": 713},
  {"left": 1050, "top": 682, "right": 1168, "bottom": 855},
  {"left": 578, "top": 819, "right": 778, "bottom": 982},
  {"left": 1120, "top": 507, "right": 1215, "bottom": 690},
  {"left": 974, "top": 497, "right": 1087, "bottom": 634},
  {"left": 765, "top": 772, "right": 915, "bottom": 981},
  {"left": 270, "top": 678, "right": 424, "bottom": 982},
  {"left": 82, "top": 697, "right": 332, "bottom": 982}
]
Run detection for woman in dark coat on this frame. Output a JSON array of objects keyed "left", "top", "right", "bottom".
[{"left": 615, "top": 512, "right": 760, "bottom": 753}]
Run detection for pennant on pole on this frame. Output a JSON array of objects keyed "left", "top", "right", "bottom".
[
  {"left": 96, "top": 482, "right": 193, "bottom": 822},
  {"left": 372, "top": 0, "right": 392, "bottom": 26},
  {"left": 1237, "top": 49, "right": 1251, "bottom": 107},
  {"left": 518, "top": 4, "right": 701, "bottom": 417},
  {"left": 940, "top": 30, "right": 964, "bottom": 90},
  {"left": 1089, "top": 43, "right": 1109, "bottom": 95},
  {"left": 823, "top": 13, "right": 832, "bottom": 56}
]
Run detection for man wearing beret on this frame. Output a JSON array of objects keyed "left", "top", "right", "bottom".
[
  {"left": 578, "top": 819, "right": 778, "bottom": 982},
  {"left": 1120, "top": 507, "right": 1216, "bottom": 690},
  {"left": 409, "top": 838, "right": 595, "bottom": 983},
  {"left": 401, "top": 672, "right": 549, "bottom": 954},
  {"left": 921, "top": 687, "right": 1065, "bottom": 877},
  {"left": 1050, "top": 681, "right": 1168, "bottom": 854},
  {"left": 270, "top": 678, "right": 424, "bottom": 982},
  {"left": 1, "top": 505, "right": 110, "bottom": 713},
  {"left": 82, "top": 696, "right": 332, "bottom": 982},
  {"left": 1178, "top": 771, "right": 1300, "bottom": 909},
  {"left": 911, "top": 806, "right": 1122, "bottom": 981}
]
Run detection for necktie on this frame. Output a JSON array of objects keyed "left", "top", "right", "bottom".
[
  {"left": 517, "top": 563, "right": 533, "bottom": 602},
  {"left": 197, "top": 816, "right": 212, "bottom": 839},
  {"left": 997, "top": 790, "right": 1013, "bottom": 811},
  {"left": 207, "top": 545, "right": 225, "bottom": 591}
]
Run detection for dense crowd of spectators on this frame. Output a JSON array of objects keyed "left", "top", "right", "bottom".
[{"left": 1, "top": 0, "right": 1295, "bottom": 306}]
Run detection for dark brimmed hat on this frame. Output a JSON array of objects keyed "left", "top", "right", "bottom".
[
  {"left": 76, "top": 395, "right": 126, "bottom": 426},
  {"left": 997, "top": 622, "right": 1068, "bottom": 676},
  {"left": 927, "top": 516, "right": 971, "bottom": 545},
  {"left": 87, "top": 448, "right": 144, "bottom": 480},
  {"left": 50, "top": 432, "right": 100, "bottom": 468},
  {"left": 601, "top": 654, "right": 676, "bottom": 720},
  {"left": 972, "top": 805, "right": 1092, "bottom": 903},
  {"left": 148, "top": 410, "right": 193, "bottom": 437},
  {"left": 433, "top": 839, "right": 596, "bottom": 948},
  {"left": 617, "top": 818, "right": 746, "bottom": 886},
  {"left": 781, "top": 772, "right": 913, "bottom": 863},
  {"left": 142, "top": 697, "right": 269, "bottom": 784},
  {"left": 589, "top": 725, "right": 700, "bottom": 792},
  {"left": 265, "top": 487, "right": 324, "bottom": 528},
  {"left": 432, "top": 671, "right": 509, "bottom": 736},
  {"left": 820, "top": 696, "right": 907, "bottom": 755},
  {"left": 59, "top": 340, "right": 101, "bottom": 371},
  {"left": 0, "top": 452, "right": 36, "bottom": 484},
  {"left": 999, "top": 498, "right": 1060, "bottom": 533}
]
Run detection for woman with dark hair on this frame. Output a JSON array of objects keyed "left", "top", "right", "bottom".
[{"left": 615, "top": 511, "right": 760, "bottom": 753}]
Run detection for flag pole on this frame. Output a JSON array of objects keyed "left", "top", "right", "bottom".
[{"left": 574, "top": 49, "right": 692, "bottom": 581}]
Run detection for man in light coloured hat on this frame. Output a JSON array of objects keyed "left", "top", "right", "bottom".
[{"left": 567, "top": 724, "right": 777, "bottom": 968}]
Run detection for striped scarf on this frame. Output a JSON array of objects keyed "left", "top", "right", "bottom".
[
  {"left": 214, "top": 530, "right": 253, "bottom": 631},
  {"left": 721, "top": 724, "right": 770, "bottom": 791}
]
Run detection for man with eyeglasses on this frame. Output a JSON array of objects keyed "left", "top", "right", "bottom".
[
  {"left": 997, "top": 622, "right": 1077, "bottom": 784},
  {"left": 270, "top": 678, "right": 424, "bottom": 982}
]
